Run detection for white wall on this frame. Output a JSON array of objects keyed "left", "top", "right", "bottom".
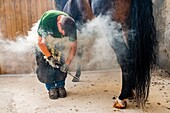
[{"left": 153, "top": 0, "right": 170, "bottom": 73}]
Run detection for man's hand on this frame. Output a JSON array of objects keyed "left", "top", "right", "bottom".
[
  {"left": 47, "top": 56, "right": 59, "bottom": 68},
  {"left": 60, "top": 64, "right": 69, "bottom": 73}
]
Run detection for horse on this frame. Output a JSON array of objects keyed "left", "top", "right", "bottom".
[{"left": 54, "top": 0, "right": 157, "bottom": 109}]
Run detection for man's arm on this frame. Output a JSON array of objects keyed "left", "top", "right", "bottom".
[
  {"left": 37, "top": 35, "right": 51, "bottom": 58},
  {"left": 65, "top": 41, "right": 77, "bottom": 66}
]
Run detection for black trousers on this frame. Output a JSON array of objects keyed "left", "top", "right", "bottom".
[{"left": 35, "top": 50, "right": 67, "bottom": 84}]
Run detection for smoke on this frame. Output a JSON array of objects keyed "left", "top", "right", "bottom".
[
  {"left": 75, "top": 15, "right": 122, "bottom": 70},
  {"left": 0, "top": 15, "right": 124, "bottom": 74},
  {"left": 0, "top": 22, "right": 39, "bottom": 74}
]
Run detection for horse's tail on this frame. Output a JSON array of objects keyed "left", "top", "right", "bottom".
[{"left": 129, "top": 0, "right": 157, "bottom": 108}]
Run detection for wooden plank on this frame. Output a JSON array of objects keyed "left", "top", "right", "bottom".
[
  {"left": 47, "top": 0, "right": 55, "bottom": 10},
  {"left": 52, "top": 0, "right": 56, "bottom": 9},
  {"left": 1, "top": 0, "right": 56, "bottom": 38},
  {"left": 41, "top": 0, "right": 47, "bottom": 14},
  {"left": 0, "top": 0, "right": 7, "bottom": 37},
  {"left": 47, "top": 0, "right": 52, "bottom": 10},
  {"left": 14, "top": 0, "right": 23, "bottom": 36},
  {"left": 36, "top": 0, "right": 42, "bottom": 19},
  {"left": 11, "top": 0, "right": 17, "bottom": 39},
  {"left": 0, "top": 0, "right": 5, "bottom": 74},
  {"left": 26, "top": 0, "right": 32, "bottom": 30},
  {"left": 4, "top": 0, "right": 13, "bottom": 39},
  {"left": 20, "top": 0, "right": 29, "bottom": 36},
  {"left": 30, "top": 0, "right": 38, "bottom": 24}
]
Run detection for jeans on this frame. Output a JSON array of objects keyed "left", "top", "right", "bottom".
[{"left": 45, "top": 80, "right": 65, "bottom": 90}]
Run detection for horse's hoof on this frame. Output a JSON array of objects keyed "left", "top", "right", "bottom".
[
  {"left": 72, "top": 77, "right": 80, "bottom": 82},
  {"left": 113, "top": 98, "right": 127, "bottom": 109}
]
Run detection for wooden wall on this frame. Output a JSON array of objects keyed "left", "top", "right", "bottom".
[{"left": 0, "top": 0, "right": 56, "bottom": 39}]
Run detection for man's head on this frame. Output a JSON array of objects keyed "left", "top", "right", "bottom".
[{"left": 58, "top": 15, "right": 76, "bottom": 37}]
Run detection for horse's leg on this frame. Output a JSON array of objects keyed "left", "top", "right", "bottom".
[
  {"left": 90, "top": 0, "right": 133, "bottom": 99},
  {"left": 108, "top": 24, "right": 134, "bottom": 109},
  {"left": 71, "top": 0, "right": 94, "bottom": 82},
  {"left": 109, "top": 29, "right": 133, "bottom": 96},
  {"left": 108, "top": 0, "right": 133, "bottom": 108},
  {"left": 72, "top": 45, "right": 83, "bottom": 82}
]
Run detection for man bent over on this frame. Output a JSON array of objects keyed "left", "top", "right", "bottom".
[{"left": 35, "top": 10, "right": 77, "bottom": 99}]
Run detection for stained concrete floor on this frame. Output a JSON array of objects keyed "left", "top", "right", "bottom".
[{"left": 0, "top": 69, "right": 170, "bottom": 113}]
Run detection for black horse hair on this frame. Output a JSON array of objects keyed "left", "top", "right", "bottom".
[{"left": 129, "top": 0, "right": 157, "bottom": 108}]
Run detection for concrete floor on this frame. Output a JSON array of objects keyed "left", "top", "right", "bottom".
[{"left": 0, "top": 69, "right": 170, "bottom": 113}]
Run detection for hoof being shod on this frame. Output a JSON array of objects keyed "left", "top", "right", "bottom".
[
  {"left": 72, "top": 77, "right": 80, "bottom": 82},
  {"left": 113, "top": 98, "right": 127, "bottom": 109}
]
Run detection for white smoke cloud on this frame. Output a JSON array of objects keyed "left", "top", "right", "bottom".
[
  {"left": 0, "top": 22, "right": 39, "bottom": 74},
  {"left": 0, "top": 15, "right": 123, "bottom": 74},
  {"left": 75, "top": 15, "right": 121, "bottom": 70}
]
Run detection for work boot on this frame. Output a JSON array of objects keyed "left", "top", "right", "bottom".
[
  {"left": 58, "top": 87, "right": 67, "bottom": 98},
  {"left": 48, "top": 88, "right": 58, "bottom": 99}
]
